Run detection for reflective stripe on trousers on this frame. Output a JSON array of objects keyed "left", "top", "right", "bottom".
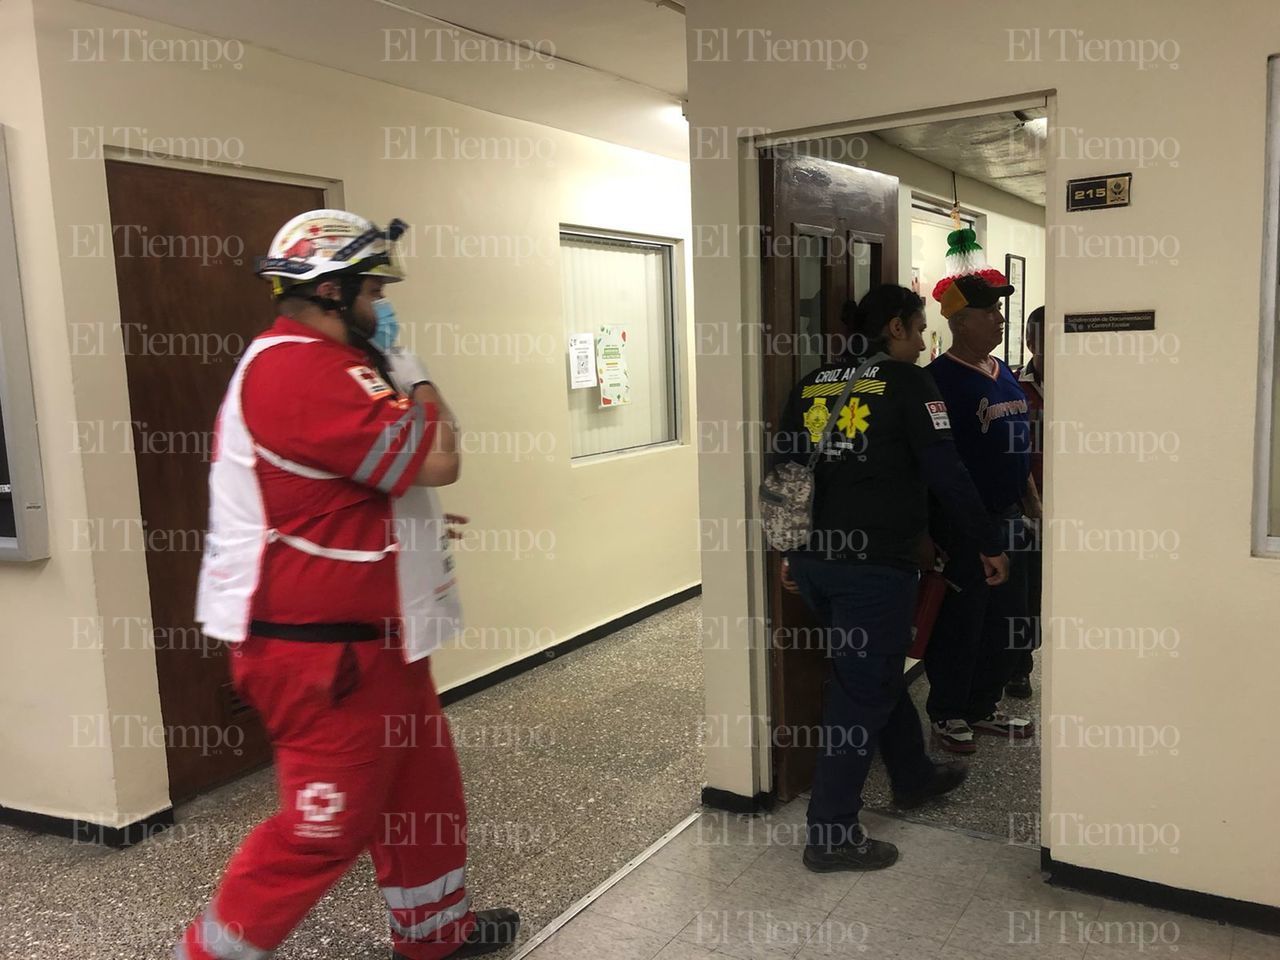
[
  {"left": 381, "top": 865, "right": 466, "bottom": 910},
  {"left": 387, "top": 895, "right": 471, "bottom": 941},
  {"left": 175, "top": 903, "right": 271, "bottom": 960}
]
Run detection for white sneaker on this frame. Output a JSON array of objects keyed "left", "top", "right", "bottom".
[
  {"left": 931, "top": 719, "right": 976, "bottom": 754},
  {"left": 972, "top": 711, "right": 1035, "bottom": 739}
]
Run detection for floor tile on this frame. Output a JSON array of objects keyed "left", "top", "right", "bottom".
[
  {"left": 588, "top": 861, "right": 727, "bottom": 937},
  {"left": 727, "top": 842, "right": 861, "bottom": 909},
  {"left": 676, "top": 887, "right": 832, "bottom": 960},
  {"left": 972, "top": 856, "right": 1105, "bottom": 916},
  {"left": 798, "top": 918, "right": 946, "bottom": 959},
  {"left": 526, "top": 910, "right": 670, "bottom": 960},
  {"left": 849, "top": 863, "right": 979, "bottom": 908},
  {"left": 1080, "top": 901, "right": 1234, "bottom": 960},
  {"left": 651, "top": 939, "right": 721, "bottom": 960},
  {"left": 696, "top": 808, "right": 803, "bottom": 849},
  {"left": 831, "top": 871, "right": 969, "bottom": 941},
  {"left": 879, "top": 822, "right": 996, "bottom": 887},
  {"left": 646, "top": 821, "right": 767, "bottom": 883},
  {"left": 1233, "top": 929, "right": 1280, "bottom": 960},
  {"left": 942, "top": 894, "right": 1089, "bottom": 960}
]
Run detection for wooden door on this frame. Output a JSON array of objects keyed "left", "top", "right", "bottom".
[
  {"left": 104, "top": 161, "right": 326, "bottom": 802},
  {"left": 760, "top": 152, "right": 899, "bottom": 801}
]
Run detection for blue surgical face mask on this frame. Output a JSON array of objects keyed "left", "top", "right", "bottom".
[{"left": 371, "top": 297, "right": 399, "bottom": 352}]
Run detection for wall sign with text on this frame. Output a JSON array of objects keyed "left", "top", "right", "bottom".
[
  {"left": 1066, "top": 173, "right": 1132, "bottom": 212},
  {"left": 1063, "top": 310, "right": 1155, "bottom": 333}
]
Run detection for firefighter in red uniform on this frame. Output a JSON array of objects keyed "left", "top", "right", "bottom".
[{"left": 177, "top": 210, "right": 518, "bottom": 960}]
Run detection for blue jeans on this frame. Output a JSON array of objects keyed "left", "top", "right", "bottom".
[{"left": 787, "top": 557, "right": 935, "bottom": 849}]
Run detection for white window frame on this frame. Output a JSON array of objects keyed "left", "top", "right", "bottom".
[
  {"left": 559, "top": 228, "right": 682, "bottom": 462},
  {"left": 0, "top": 126, "right": 48, "bottom": 561},
  {"left": 1253, "top": 56, "right": 1280, "bottom": 556}
]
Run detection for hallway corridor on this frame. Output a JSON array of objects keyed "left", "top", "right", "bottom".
[
  {"left": 2, "top": 600, "right": 1267, "bottom": 960},
  {"left": 0, "top": 598, "right": 704, "bottom": 959}
]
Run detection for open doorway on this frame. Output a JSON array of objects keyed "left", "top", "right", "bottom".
[{"left": 760, "top": 101, "right": 1049, "bottom": 840}]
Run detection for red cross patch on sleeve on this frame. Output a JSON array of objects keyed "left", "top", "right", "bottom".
[{"left": 345, "top": 365, "right": 394, "bottom": 401}]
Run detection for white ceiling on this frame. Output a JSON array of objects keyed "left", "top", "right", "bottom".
[
  {"left": 76, "top": 0, "right": 1049, "bottom": 197},
  {"left": 873, "top": 109, "right": 1048, "bottom": 206},
  {"left": 81, "top": 0, "right": 692, "bottom": 159},
  {"left": 387, "top": 0, "right": 688, "bottom": 97}
]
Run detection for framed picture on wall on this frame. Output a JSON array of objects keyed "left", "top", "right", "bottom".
[{"left": 1003, "top": 253, "right": 1026, "bottom": 366}]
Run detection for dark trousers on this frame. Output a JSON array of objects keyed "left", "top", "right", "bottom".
[
  {"left": 1009, "top": 520, "right": 1041, "bottom": 680},
  {"left": 924, "top": 517, "right": 1030, "bottom": 723},
  {"left": 788, "top": 557, "right": 935, "bottom": 849}
]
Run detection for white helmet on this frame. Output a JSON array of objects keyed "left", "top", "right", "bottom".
[{"left": 256, "top": 209, "right": 407, "bottom": 297}]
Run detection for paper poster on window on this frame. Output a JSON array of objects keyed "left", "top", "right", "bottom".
[
  {"left": 596, "top": 324, "right": 630, "bottom": 408},
  {"left": 568, "top": 333, "right": 597, "bottom": 389}
]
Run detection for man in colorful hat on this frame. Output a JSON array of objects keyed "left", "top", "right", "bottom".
[
  {"left": 923, "top": 229, "right": 1038, "bottom": 754},
  {"left": 176, "top": 210, "right": 518, "bottom": 960}
]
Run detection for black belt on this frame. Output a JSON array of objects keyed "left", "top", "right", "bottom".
[{"left": 249, "top": 620, "right": 386, "bottom": 643}]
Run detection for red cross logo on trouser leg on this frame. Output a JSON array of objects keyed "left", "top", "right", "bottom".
[{"left": 296, "top": 782, "right": 346, "bottom": 825}]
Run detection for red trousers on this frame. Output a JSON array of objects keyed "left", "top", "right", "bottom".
[{"left": 177, "top": 637, "right": 475, "bottom": 960}]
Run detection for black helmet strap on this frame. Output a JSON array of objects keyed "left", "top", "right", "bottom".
[{"left": 293, "top": 272, "right": 370, "bottom": 335}]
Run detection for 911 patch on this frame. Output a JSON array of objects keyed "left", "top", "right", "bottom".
[
  {"left": 346, "top": 365, "right": 394, "bottom": 401},
  {"left": 925, "top": 401, "right": 951, "bottom": 430}
]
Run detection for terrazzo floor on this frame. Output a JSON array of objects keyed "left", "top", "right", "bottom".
[
  {"left": 0, "top": 598, "right": 706, "bottom": 960},
  {"left": 523, "top": 801, "right": 1280, "bottom": 960},
  {"left": 862, "top": 656, "right": 1043, "bottom": 842},
  {"left": 0, "top": 594, "right": 1054, "bottom": 959}
]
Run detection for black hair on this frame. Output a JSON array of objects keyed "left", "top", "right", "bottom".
[
  {"left": 842, "top": 284, "right": 926, "bottom": 349},
  {"left": 1026, "top": 305, "right": 1045, "bottom": 331},
  {"left": 275, "top": 274, "right": 365, "bottom": 311},
  {"left": 276, "top": 275, "right": 389, "bottom": 378}
]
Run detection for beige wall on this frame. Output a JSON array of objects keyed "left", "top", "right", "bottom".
[
  {"left": 0, "top": 0, "right": 698, "bottom": 825},
  {"left": 689, "top": 0, "right": 1280, "bottom": 906},
  {"left": 0, "top": 0, "right": 157, "bottom": 828}
]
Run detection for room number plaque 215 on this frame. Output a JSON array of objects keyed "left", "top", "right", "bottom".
[{"left": 1066, "top": 173, "right": 1132, "bottom": 211}]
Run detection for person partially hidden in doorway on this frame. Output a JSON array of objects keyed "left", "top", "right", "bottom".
[
  {"left": 1007, "top": 305, "right": 1046, "bottom": 699},
  {"left": 924, "top": 275, "right": 1039, "bottom": 754},
  {"left": 774, "top": 284, "right": 1009, "bottom": 872}
]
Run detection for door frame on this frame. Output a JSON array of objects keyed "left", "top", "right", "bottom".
[
  {"left": 734, "top": 90, "right": 1058, "bottom": 806},
  {"left": 102, "top": 146, "right": 345, "bottom": 201},
  {"left": 99, "top": 149, "right": 343, "bottom": 804}
]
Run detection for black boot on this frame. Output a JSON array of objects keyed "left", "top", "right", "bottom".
[
  {"left": 803, "top": 826, "right": 898, "bottom": 872},
  {"left": 393, "top": 907, "right": 520, "bottom": 960},
  {"left": 1005, "top": 675, "right": 1033, "bottom": 699},
  {"left": 893, "top": 760, "right": 969, "bottom": 810}
]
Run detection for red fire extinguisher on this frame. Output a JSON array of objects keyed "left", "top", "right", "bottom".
[{"left": 909, "top": 567, "right": 956, "bottom": 660}]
